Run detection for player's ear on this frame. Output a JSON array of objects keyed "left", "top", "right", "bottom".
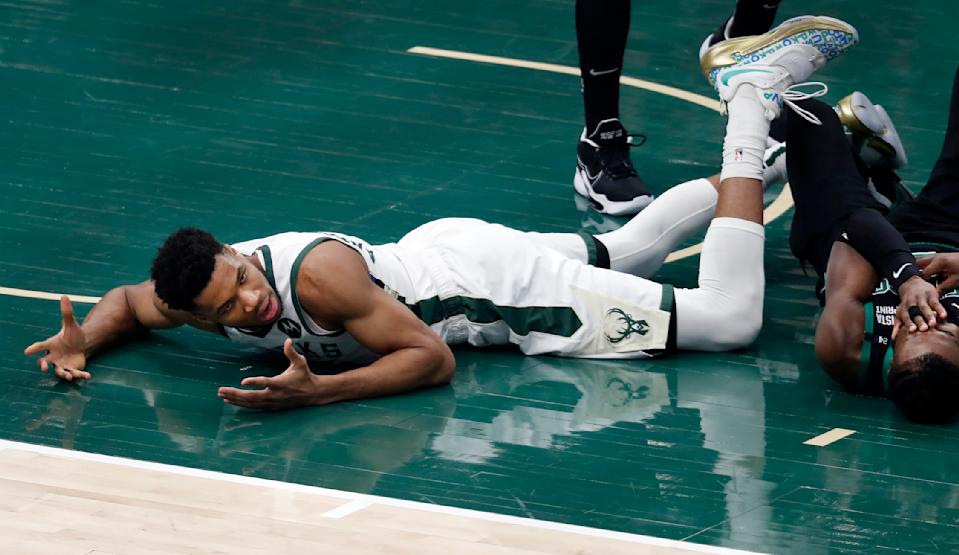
[{"left": 193, "top": 311, "right": 215, "bottom": 324}]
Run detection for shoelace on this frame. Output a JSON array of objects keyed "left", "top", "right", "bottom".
[
  {"left": 604, "top": 134, "right": 647, "bottom": 179},
  {"left": 781, "top": 81, "right": 829, "bottom": 124},
  {"left": 719, "top": 81, "right": 829, "bottom": 124}
]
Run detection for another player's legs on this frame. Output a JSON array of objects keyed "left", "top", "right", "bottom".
[
  {"left": 671, "top": 50, "right": 806, "bottom": 350},
  {"left": 784, "top": 99, "right": 885, "bottom": 276},
  {"left": 573, "top": 0, "right": 653, "bottom": 216},
  {"left": 923, "top": 67, "right": 959, "bottom": 197},
  {"left": 590, "top": 88, "right": 905, "bottom": 281},
  {"left": 887, "top": 67, "right": 959, "bottom": 241}
]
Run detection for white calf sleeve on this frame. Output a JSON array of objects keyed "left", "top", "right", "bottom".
[
  {"left": 674, "top": 217, "right": 765, "bottom": 352},
  {"left": 597, "top": 178, "right": 718, "bottom": 277}
]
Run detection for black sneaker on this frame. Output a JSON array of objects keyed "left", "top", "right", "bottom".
[{"left": 573, "top": 119, "right": 653, "bottom": 216}]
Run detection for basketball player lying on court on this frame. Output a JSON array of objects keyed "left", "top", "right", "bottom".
[
  {"left": 23, "top": 19, "right": 857, "bottom": 411},
  {"left": 597, "top": 49, "right": 959, "bottom": 423}
]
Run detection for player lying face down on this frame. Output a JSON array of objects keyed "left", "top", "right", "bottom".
[{"left": 24, "top": 17, "right": 858, "bottom": 412}]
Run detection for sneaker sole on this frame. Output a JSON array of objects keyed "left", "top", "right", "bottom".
[
  {"left": 836, "top": 92, "right": 908, "bottom": 168},
  {"left": 700, "top": 15, "right": 858, "bottom": 87},
  {"left": 573, "top": 168, "right": 654, "bottom": 216}
]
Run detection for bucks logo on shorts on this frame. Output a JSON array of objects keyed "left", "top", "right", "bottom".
[{"left": 603, "top": 307, "right": 649, "bottom": 344}]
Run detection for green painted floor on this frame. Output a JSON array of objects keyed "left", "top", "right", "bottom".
[{"left": 2, "top": 0, "right": 959, "bottom": 553}]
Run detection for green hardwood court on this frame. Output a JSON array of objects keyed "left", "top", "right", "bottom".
[{"left": 2, "top": 0, "right": 958, "bottom": 553}]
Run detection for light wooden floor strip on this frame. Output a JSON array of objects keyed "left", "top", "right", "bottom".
[
  {"left": 0, "top": 440, "right": 765, "bottom": 555},
  {"left": 803, "top": 428, "right": 856, "bottom": 447}
]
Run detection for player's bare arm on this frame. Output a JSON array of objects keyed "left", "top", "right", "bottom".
[
  {"left": 22, "top": 281, "right": 214, "bottom": 381},
  {"left": 218, "top": 241, "right": 454, "bottom": 410},
  {"left": 816, "top": 242, "right": 879, "bottom": 388}
]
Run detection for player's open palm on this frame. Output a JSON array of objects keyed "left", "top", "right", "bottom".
[
  {"left": 917, "top": 252, "right": 959, "bottom": 295},
  {"left": 218, "top": 339, "right": 322, "bottom": 410},
  {"left": 23, "top": 296, "right": 90, "bottom": 381}
]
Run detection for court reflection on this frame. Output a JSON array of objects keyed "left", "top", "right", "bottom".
[
  {"left": 14, "top": 346, "right": 457, "bottom": 494},
  {"left": 425, "top": 352, "right": 777, "bottom": 538},
  {"left": 431, "top": 356, "right": 670, "bottom": 463}
]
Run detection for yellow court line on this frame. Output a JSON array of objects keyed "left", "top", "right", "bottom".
[
  {"left": 407, "top": 46, "right": 723, "bottom": 112},
  {"left": 803, "top": 428, "right": 856, "bottom": 447}
]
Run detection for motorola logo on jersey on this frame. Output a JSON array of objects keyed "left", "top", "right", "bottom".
[
  {"left": 276, "top": 318, "right": 302, "bottom": 339},
  {"left": 603, "top": 307, "right": 649, "bottom": 344}
]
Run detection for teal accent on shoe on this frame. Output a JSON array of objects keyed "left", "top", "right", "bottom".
[{"left": 720, "top": 67, "right": 773, "bottom": 87}]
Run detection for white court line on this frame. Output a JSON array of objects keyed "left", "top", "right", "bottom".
[
  {"left": 0, "top": 439, "right": 766, "bottom": 555},
  {"left": 803, "top": 428, "right": 856, "bottom": 447},
  {"left": 321, "top": 498, "right": 375, "bottom": 519}
]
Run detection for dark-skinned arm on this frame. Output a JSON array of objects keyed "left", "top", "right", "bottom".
[
  {"left": 815, "top": 242, "right": 879, "bottom": 389},
  {"left": 218, "top": 242, "right": 454, "bottom": 410},
  {"left": 23, "top": 281, "right": 215, "bottom": 381},
  {"left": 841, "top": 207, "right": 945, "bottom": 331}
]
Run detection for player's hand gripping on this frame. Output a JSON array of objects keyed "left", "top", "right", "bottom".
[
  {"left": 893, "top": 275, "right": 947, "bottom": 338},
  {"left": 23, "top": 296, "right": 91, "bottom": 381},
  {"left": 218, "top": 339, "right": 323, "bottom": 410},
  {"left": 917, "top": 252, "right": 959, "bottom": 295}
]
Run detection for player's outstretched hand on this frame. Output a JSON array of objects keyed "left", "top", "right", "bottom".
[
  {"left": 917, "top": 252, "right": 959, "bottom": 295},
  {"left": 23, "top": 296, "right": 91, "bottom": 382},
  {"left": 894, "top": 276, "right": 947, "bottom": 338},
  {"left": 218, "top": 339, "right": 323, "bottom": 410}
]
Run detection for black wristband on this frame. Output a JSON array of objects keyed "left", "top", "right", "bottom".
[{"left": 839, "top": 207, "right": 921, "bottom": 292}]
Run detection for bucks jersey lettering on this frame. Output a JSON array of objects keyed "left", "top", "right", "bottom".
[{"left": 220, "top": 231, "right": 413, "bottom": 367}]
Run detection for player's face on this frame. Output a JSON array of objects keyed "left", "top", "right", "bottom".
[
  {"left": 892, "top": 321, "right": 959, "bottom": 368},
  {"left": 192, "top": 251, "right": 281, "bottom": 327}
]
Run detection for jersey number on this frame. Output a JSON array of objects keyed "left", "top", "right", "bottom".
[{"left": 299, "top": 341, "right": 342, "bottom": 360}]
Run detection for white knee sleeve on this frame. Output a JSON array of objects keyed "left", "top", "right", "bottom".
[{"left": 674, "top": 217, "right": 765, "bottom": 351}]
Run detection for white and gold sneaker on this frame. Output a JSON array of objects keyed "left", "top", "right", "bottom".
[{"left": 701, "top": 15, "right": 859, "bottom": 90}]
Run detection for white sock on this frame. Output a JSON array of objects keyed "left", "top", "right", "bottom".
[
  {"left": 720, "top": 84, "right": 772, "bottom": 182},
  {"left": 596, "top": 178, "right": 718, "bottom": 277}
]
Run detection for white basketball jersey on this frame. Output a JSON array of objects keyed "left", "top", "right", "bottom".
[
  {"left": 220, "top": 231, "right": 414, "bottom": 367},
  {"left": 217, "top": 219, "right": 673, "bottom": 366}
]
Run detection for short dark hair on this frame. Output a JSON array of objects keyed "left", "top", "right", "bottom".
[
  {"left": 150, "top": 228, "right": 224, "bottom": 311},
  {"left": 888, "top": 353, "right": 959, "bottom": 424}
]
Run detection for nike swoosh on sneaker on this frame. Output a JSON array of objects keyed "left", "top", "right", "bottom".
[
  {"left": 892, "top": 263, "right": 913, "bottom": 279},
  {"left": 589, "top": 67, "right": 619, "bottom": 76},
  {"left": 720, "top": 67, "right": 774, "bottom": 87}
]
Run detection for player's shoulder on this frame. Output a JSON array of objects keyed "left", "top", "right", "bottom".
[
  {"left": 230, "top": 231, "right": 322, "bottom": 255},
  {"left": 297, "top": 241, "right": 371, "bottom": 299}
]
